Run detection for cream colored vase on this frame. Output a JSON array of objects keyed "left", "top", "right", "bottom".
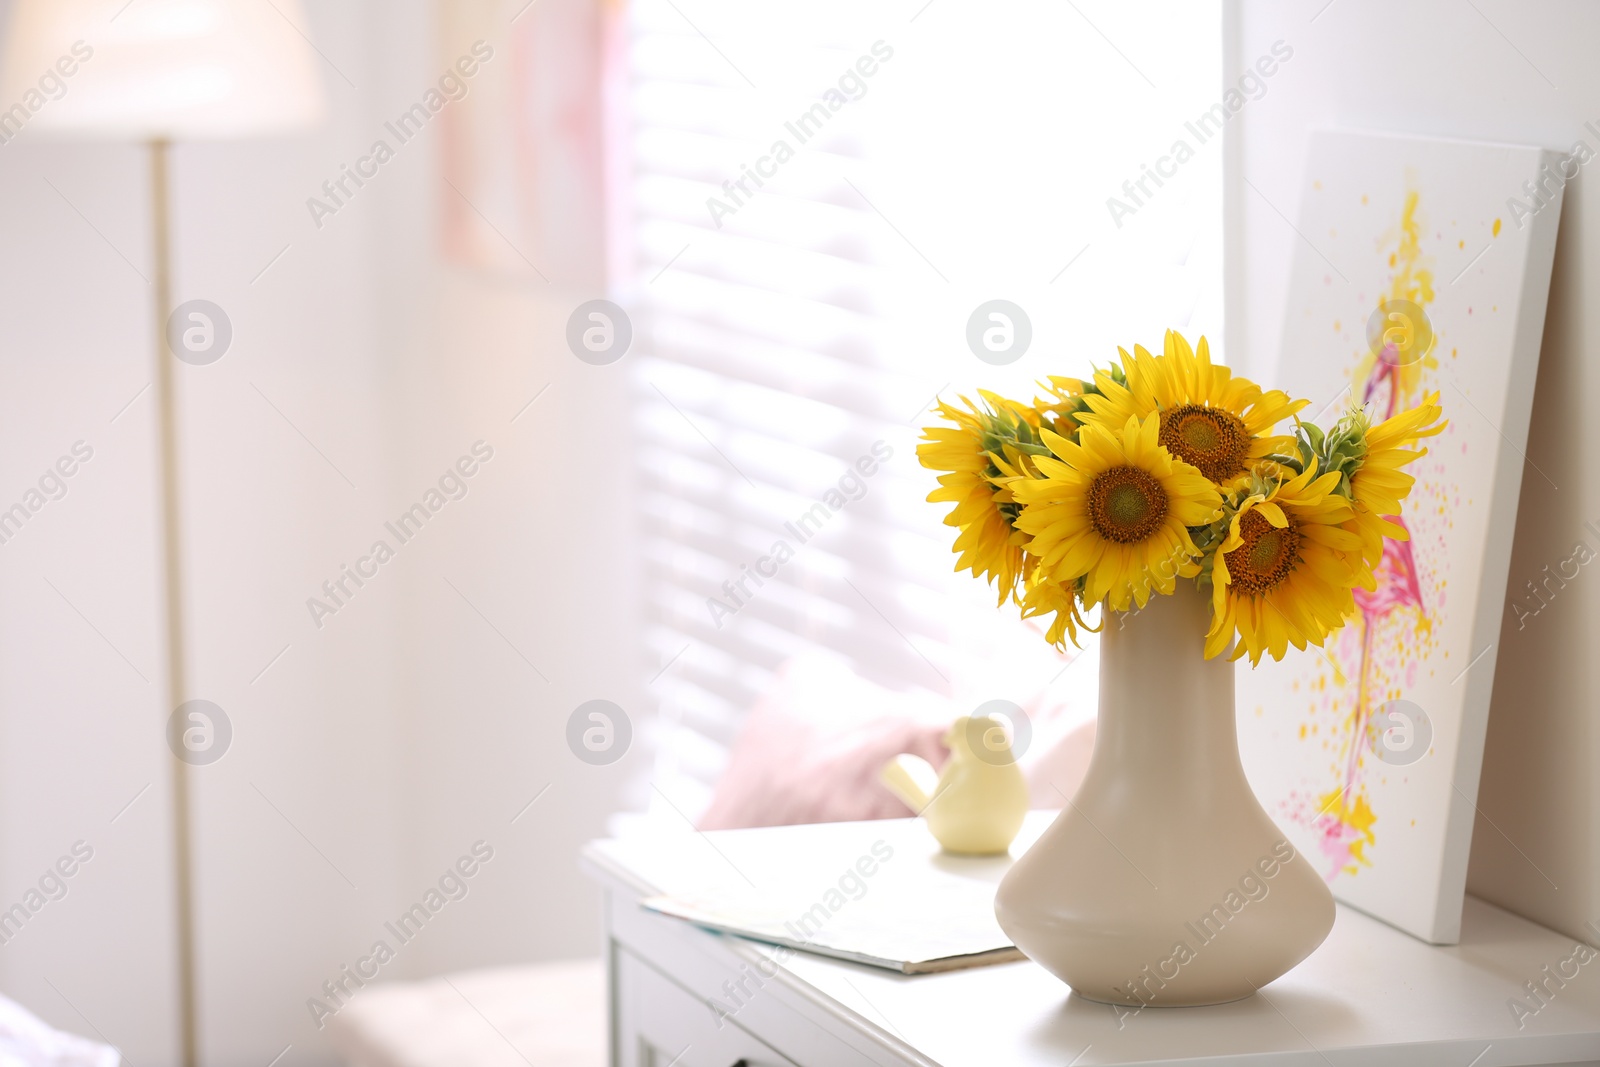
[{"left": 994, "top": 584, "right": 1335, "bottom": 1006}]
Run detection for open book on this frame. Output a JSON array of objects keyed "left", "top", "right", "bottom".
[{"left": 641, "top": 875, "right": 1023, "bottom": 975}]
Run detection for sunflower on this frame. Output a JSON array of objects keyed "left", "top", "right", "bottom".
[
  {"left": 1018, "top": 566, "right": 1093, "bottom": 650},
  {"left": 1078, "top": 331, "right": 1306, "bottom": 489},
  {"left": 1011, "top": 413, "right": 1222, "bottom": 612},
  {"left": 917, "top": 396, "right": 1030, "bottom": 604},
  {"left": 1032, "top": 374, "right": 1089, "bottom": 434},
  {"left": 1345, "top": 391, "right": 1446, "bottom": 570},
  {"left": 1204, "top": 462, "right": 1364, "bottom": 664}
]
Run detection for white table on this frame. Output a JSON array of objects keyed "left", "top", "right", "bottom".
[{"left": 581, "top": 812, "right": 1600, "bottom": 1066}]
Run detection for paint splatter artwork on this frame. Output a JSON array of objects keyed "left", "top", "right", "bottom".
[{"left": 1236, "top": 131, "right": 1562, "bottom": 944}]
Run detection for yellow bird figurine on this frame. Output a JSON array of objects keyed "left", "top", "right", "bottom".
[{"left": 880, "top": 715, "right": 1029, "bottom": 855}]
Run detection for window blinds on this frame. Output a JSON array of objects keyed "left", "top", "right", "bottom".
[{"left": 619, "top": 0, "right": 1223, "bottom": 817}]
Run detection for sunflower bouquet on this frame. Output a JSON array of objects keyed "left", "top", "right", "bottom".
[{"left": 917, "top": 330, "right": 1445, "bottom": 664}]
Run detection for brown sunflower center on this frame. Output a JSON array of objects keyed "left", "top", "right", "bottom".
[
  {"left": 1160, "top": 404, "right": 1251, "bottom": 483},
  {"left": 1225, "top": 509, "right": 1301, "bottom": 595},
  {"left": 1087, "top": 466, "right": 1169, "bottom": 544}
]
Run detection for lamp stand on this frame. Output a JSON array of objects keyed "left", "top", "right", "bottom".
[{"left": 151, "top": 137, "right": 200, "bottom": 1067}]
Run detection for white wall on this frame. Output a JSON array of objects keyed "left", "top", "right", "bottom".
[
  {"left": 0, "top": 1, "right": 638, "bottom": 1064},
  {"left": 386, "top": 271, "right": 645, "bottom": 976},
  {"left": 1229, "top": 0, "right": 1599, "bottom": 940},
  {"left": 366, "top": 0, "right": 646, "bottom": 980}
]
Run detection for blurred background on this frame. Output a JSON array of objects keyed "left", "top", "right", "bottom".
[{"left": 0, "top": 0, "right": 1593, "bottom": 1064}]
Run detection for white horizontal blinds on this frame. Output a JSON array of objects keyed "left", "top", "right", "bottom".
[
  {"left": 622, "top": 0, "right": 1225, "bottom": 818},
  {"left": 625, "top": 1, "right": 954, "bottom": 814}
]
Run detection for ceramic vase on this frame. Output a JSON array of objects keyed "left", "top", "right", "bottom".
[{"left": 994, "top": 583, "right": 1335, "bottom": 1006}]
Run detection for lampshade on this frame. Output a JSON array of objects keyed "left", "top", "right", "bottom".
[{"left": 0, "top": 0, "right": 324, "bottom": 139}]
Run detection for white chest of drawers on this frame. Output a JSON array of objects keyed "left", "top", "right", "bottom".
[{"left": 583, "top": 814, "right": 1600, "bottom": 1066}]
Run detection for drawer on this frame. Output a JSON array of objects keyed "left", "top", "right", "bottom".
[{"left": 616, "top": 946, "right": 801, "bottom": 1067}]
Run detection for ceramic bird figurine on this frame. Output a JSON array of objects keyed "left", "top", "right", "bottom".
[{"left": 880, "top": 715, "right": 1029, "bottom": 855}]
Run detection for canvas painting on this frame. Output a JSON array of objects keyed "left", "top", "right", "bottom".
[
  {"left": 435, "top": 0, "right": 612, "bottom": 284},
  {"left": 1237, "top": 130, "right": 1563, "bottom": 944}
]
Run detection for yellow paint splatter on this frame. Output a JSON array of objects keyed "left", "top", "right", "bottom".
[
  {"left": 1305, "top": 187, "right": 1447, "bottom": 879},
  {"left": 1458, "top": 239, "right": 1465, "bottom": 249},
  {"left": 1320, "top": 789, "right": 1378, "bottom": 874},
  {"left": 1358, "top": 188, "right": 1437, "bottom": 398},
  {"left": 1493, "top": 218, "right": 1502, "bottom": 236}
]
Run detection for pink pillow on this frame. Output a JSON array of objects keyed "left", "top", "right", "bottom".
[
  {"left": 699, "top": 657, "right": 950, "bottom": 830},
  {"left": 696, "top": 654, "right": 1101, "bottom": 830}
]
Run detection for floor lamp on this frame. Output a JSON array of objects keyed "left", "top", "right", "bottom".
[{"left": 0, "top": 5, "right": 323, "bottom": 1064}]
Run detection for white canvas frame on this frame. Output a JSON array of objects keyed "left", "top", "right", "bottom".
[{"left": 1235, "top": 129, "right": 1563, "bottom": 944}]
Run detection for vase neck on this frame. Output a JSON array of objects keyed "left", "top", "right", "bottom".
[{"left": 1092, "top": 584, "right": 1244, "bottom": 785}]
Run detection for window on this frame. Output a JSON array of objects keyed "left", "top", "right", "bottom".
[{"left": 621, "top": 0, "right": 1223, "bottom": 816}]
